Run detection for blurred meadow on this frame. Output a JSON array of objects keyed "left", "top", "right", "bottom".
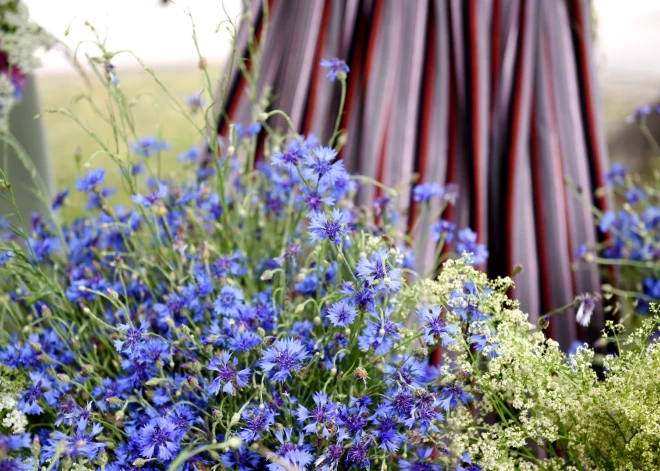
[{"left": 36, "top": 65, "right": 220, "bottom": 207}]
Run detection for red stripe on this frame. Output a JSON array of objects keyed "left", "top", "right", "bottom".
[
  {"left": 303, "top": 0, "right": 333, "bottom": 135},
  {"left": 468, "top": 0, "right": 483, "bottom": 238},
  {"left": 505, "top": 0, "right": 528, "bottom": 289},
  {"left": 374, "top": 106, "right": 391, "bottom": 201}
]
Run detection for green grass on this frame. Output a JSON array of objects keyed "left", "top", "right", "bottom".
[{"left": 36, "top": 65, "right": 221, "bottom": 205}]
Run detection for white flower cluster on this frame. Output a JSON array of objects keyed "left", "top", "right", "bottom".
[
  {"left": 0, "top": 0, "right": 54, "bottom": 128},
  {"left": 0, "top": 392, "right": 27, "bottom": 433},
  {"left": 420, "top": 256, "right": 660, "bottom": 470}
]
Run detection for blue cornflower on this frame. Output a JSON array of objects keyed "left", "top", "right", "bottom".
[
  {"left": 456, "top": 228, "right": 489, "bottom": 265},
  {"left": 575, "top": 293, "right": 596, "bottom": 327},
  {"left": 207, "top": 351, "right": 251, "bottom": 396},
  {"left": 271, "top": 141, "right": 307, "bottom": 175},
  {"left": 372, "top": 416, "right": 404, "bottom": 452},
  {"left": 470, "top": 332, "right": 499, "bottom": 358},
  {"left": 402, "top": 388, "right": 444, "bottom": 434},
  {"left": 639, "top": 277, "right": 660, "bottom": 312},
  {"left": 345, "top": 443, "right": 370, "bottom": 469},
  {"left": 260, "top": 338, "right": 310, "bottom": 382},
  {"left": 356, "top": 249, "right": 401, "bottom": 292},
  {"left": 315, "top": 440, "right": 347, "bottom": 471},
  {"left": 52, "top": 187, "right": 70, "bottom": 209},
  {"left": 130, "top": 136, "right": 170, "bottom": 157},
  {"left": 296, "top": 391, "right": 339, "bottom": 437},
  {"left": 399, "top": 448, "right": 444, "bottom": 471},
  {"left": 214, "top": 250, "right": 247, "bottom": 278},
  {"left": 177, "top": 146, "right": 201, "bottom": 163},
  {"left": 307, "top": 208, "right": 351, "bottom": 246},
  {"left": 214, "top": 285, "right": 245, "bottom": 317},
  {"left": 75, "top": 168, "right": 106, "bottom": 192},
  {"left": 300, "top": 185, "right": 335, "bottom": 212},
  {"left": 326, "top": 299, "right": 358, "bottom": 327},
  {"left": 229, "top": 330, "right": 264, "bottom": 352},
  {"left": 235, "top": 122, "right": 262, "bottom": 139},
  {"left": 384, "top": 356, "right": 427, "bottom": 388},
  {"left": 320, "top": 58, "right": 350, "bottom": 82},
  {"left": 604, "top": 162, "right": 626, "bottom": 187},
  {"left": 457, "top": 452, "right": 483, "bottom": 471},
  {"left": 18, "top": 372, "right": 52, "bottom": 415},
  {"left": 439, "top": 383, "right": 470, "bottom": 411},
  {"left": 302, "top": 147, "right": 345, "bottom": 185},
  {"left": 185, "top": 91, "right": 206, "bottom": 112},
  {"left": 27, "top": 235, "right": 60, "bottom": 262},
  {"left": 138, "top": 417, "right": 180, "bottom": 461},
  {"left": 358, "top": 308, "right": 403, "bottom": 355},
  {"left": 114, "top": 321, "right": 149, "bottom": 358},
  {"left": 626, "top": 104, "right": 652, "bottom": 123},
  {"left": 43, "top": 419, "right": 105, "bottom": 462},
  {"left": 431, "top": 219, "right": 455, "bottom": 242},
  {"left": 91, "top": 378, "right": 125, "bottom": 411},
  {"left": 413, "top": 183, "right": 444, "bottom": 203},
  {"left": 266, "top": 428, "right": 314, "bottom": 471},
  {"left": 222, "top": 446, "right": 261, "bottom": 471},
  {"left": 238, "top": 405, "right": 277, "bottom": 443},
  {"left": 417, "top": 305, "right": 459, "bottom": 345},
  {"left": 132, "top": 183, "right": 168, "bottom": 208}
]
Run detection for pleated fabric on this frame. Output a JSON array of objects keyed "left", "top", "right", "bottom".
[{"left": 213, "top": 0, "right": 610, "bottom": 350}]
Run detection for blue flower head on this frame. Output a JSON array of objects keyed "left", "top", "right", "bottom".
[
  {"left": 131, "top": 136, "right": 171, "bottom": 157},
  {"left": 207, "top": 351, "right": 251, "bottom": 396},
  {"left": 356, "top": 249, "right": 401, "bottom": 292},
  {"left": 75, "top": 168, "right": 106, "bottom": 192},
  {"left": 307, "top": 208, "right": 352, "bottom": 246},
  {"left": 326, "top": 299, "right": 358, "bottom": 328},
  {"left": 302, "top": 147, "right": 344, "bottom": 185},
  {"left": 320, "top": 58, "right": 350, "bottom": 82},
  {"left": 235, "top": 122, "right": 262, "bottom": 139},
  {"left": 43, "top": 419, "right": 105, "bottom": 462},
  {"left": 214, "top": 285, "right": 245, "bottom": 318},
  {"left": 138, "top": 417, "right": 180, "bottom": 461},
  {"left": 260, "top": 338, "right": 310, "bottom": 382},
  {"left": 413, "top": 183, "right": 444, "bottom": 203},
  {"left": 132, "top": 183, "right": 168, "bottom": 208},
  {"left": 456, "top": 228, "right": 489, "bottom": 265},
  {"left": 417, "top": 305, "right": 459, "bottom": 345}
]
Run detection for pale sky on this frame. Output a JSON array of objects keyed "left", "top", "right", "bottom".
[
  {"left": 23, "top": 0, "right": 660, "bottom": 91},
  {"left": 24, "top": 0, "right": 244, "bottom": 74}
]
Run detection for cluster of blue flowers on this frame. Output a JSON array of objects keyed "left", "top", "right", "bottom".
[
  {"left": 577, "top": 162, "right": 660, "bottom": 314},
  {"left": 0, "top": 59, "right": 497, "bottom": 471}
]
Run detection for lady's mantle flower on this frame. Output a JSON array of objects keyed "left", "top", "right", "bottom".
[
  {"left": 320, "top": 58, "right": 349, "bottom": 82},
  {"left": 575, "top": 293, "right": 596, "bottom": 327},
  {"left": 356, "top": 249, "right": 401, "bottom": 292},
  {"left": 456, "top": 228, "right": 489, "bottom": 265},
  {"left": 260, "top": 338, "right": 310, "bottom": 382},
  {"left": 307, "top": 209, "right": 351, "bottom": 246},
  {"left": 132, "top": 183, "right": 168, "bottom": 208},
  {"left": 302, "top": 147, "right": 344, "bottom": 185},
  {"left": 417, "top": 305, "right": 459, "bottom": 346},
  {"left": 75, "top": 168, "right": 106, "bottom": 192},
  {"left": 207, "top": 351, "right": 251, "bottom": 396},
  {"left": 130, "top": 136, "right": 171, "bottom": 157},
  {"left": 326, "top": 299, "right": 358, "bottom": 327},
  {"left": 214, "top": 285, "right": 245, "bottom": 318},
  {"left": 138, "top": 417, "right": 180, "bottom": 461}
]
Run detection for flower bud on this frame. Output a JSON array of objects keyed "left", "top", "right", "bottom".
[
  {"left": 63, "top": 456, "right": 73, "bottom": 471},
  {"left": 107, "top": 288, "right": 119, "bottom": 300},
  {"left": 330, "top": 367, "right": 337, "bottom": 377},
  {"left": 31, "top": 437, "right": 41, "bottom": 460},
  {"left": 133, "top": 458, "right": 146, "bottom": 468},
  {"left": 96, "top": 449, "right": 108, "bottom": 467},
  {"left": 56, "top": 374, "right": 71, "bottom": 383},
  {"left": 212, "top": 408, "right": 223, "bottom": 422},
  {"left": 256, "top": 327, "right": 266, "bottom": 337},
  {"left": 538, "top": 315, "right": 550, "bottom": 331},
  {"left": 261, "top": 270, "right": 274, "bottom": 281},
  {"left": 257, "top": 112, "right": 269, "bottom": 122},
  {"left": 107, "top": 396, "right": 122, "bottom": 406},
  {"left": 262, "top": 336, "right": 276, "bottom": 347},
  {"left": 230, "top": 412, "right": 241, "bottom": 426},
  {"left": 313, "top": 316, "right": 322, "bottom": 326},
  {"left": 227, "top": 436, "right": 242, "bottom": 450},
  {"left": 185, "top": 376, "right": 199, "bottom": 390}
]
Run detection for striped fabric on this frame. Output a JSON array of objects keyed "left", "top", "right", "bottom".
[{"left": 213, "top": 0, "right": 610, "bottom": 350}]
